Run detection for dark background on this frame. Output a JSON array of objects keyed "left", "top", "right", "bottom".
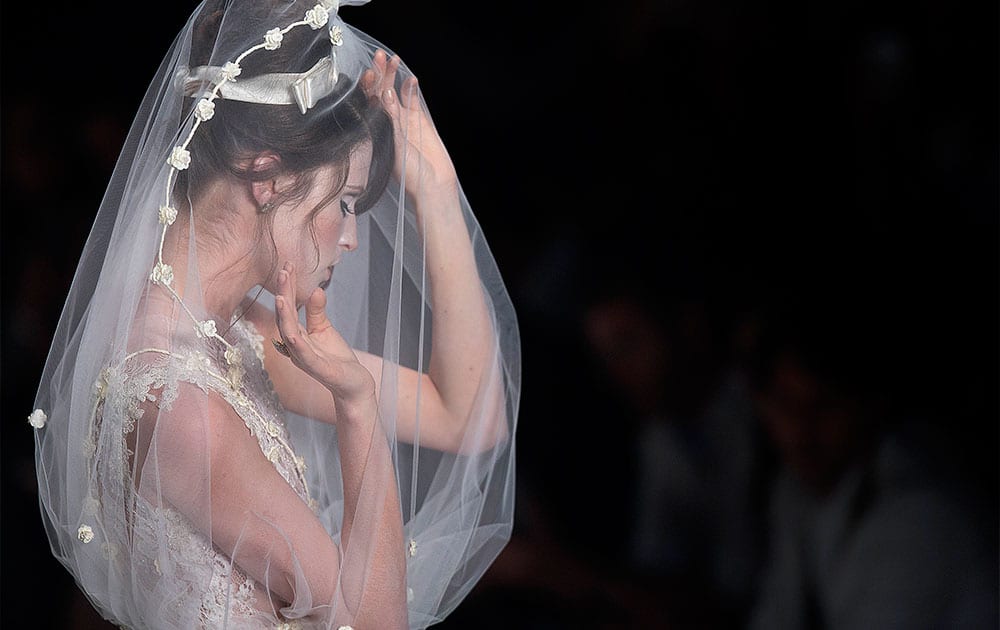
[{"left": 3, "top": 1, "right": 996, "bottom": 628}]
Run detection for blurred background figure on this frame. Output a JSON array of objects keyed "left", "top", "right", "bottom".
[
  {"left": 745, "top": 279, "right": 998, "bottom": 630},
  {"left": 580, "top": 251, "right": 769, "bottom": 628}
]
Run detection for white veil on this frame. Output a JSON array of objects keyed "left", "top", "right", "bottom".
[{"left": 31, "top": 1, "right": 520, "bottom": 627}]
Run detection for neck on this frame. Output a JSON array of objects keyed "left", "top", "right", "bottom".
[{"left": 159, "top": 187, "right": 265, "bottom": 326}]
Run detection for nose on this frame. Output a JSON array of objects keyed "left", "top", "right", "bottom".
[{"left": 339, "top": 212, "right": 358, "bottom": 252}]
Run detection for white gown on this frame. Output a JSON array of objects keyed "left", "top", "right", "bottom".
[{"left": 93, "top": 319, "right": 312, "bottom": 628}]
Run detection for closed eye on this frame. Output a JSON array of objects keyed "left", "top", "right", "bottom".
[{"left": 340, "top": 198, "right": 356, "bottom": 217}]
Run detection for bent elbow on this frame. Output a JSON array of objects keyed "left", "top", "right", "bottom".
[
  {"left": 276, "top": 560, "right": 339, "bottom": 618},
  {"left": 453, "top": 404, "right": 510, "bottom": 456}
]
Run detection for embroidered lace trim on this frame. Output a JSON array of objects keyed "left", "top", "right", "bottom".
[{"left": 91, "top": 320, "right": 314, "bottom": 627}]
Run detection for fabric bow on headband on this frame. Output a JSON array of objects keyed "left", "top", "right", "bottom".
[
  {"left": 185, "top": 47, "right": 341, "bottom": 115},
  {"left": 180, "top": 0, "right": 373, "bottom": 115}
]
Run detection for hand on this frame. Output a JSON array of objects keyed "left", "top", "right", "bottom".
[
  {"left": 361, "top": 50, "right": 457, "bottom": 199},
  {"left": 273, "top": 261, "right": 375, "bottom": 412}
]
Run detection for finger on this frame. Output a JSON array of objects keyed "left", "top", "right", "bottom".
[
  {"left": 373, "top": 49, "right": 388, "bottom": 89},
  {"left": 279, "top": 260, "right": 297, "bottom": 311},
  {"left": 305, "top": 287, "right": 356, "bottom": 358},
  {"left": 274, "top": 294, "right": 300, "bottom": 350},
  {"left": 275, "top": 263, "right": 302, "bottom": 347},
  {"left": 373, "top": 48, "right": 387, "bottom": 71},
  {"left": 276, "top": 290, "right": 322, "bottom": 369},
  {"left": 304, "top": 287, "right": 330, "bottom": 334},
  {"left": 400, "top": 76, "right": 419, "bottom": 110},
  {"left": 382, "top": 86, "right": 397, "bottom": 112},
  {"left": 360, "top": 68, "right": 376, "bottom": 96},
  {"left": 385, "top": 54, "right": 401, "bottom": 93}
]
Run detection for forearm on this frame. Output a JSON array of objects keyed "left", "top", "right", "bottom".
[
  {"left": 335, "top": 396, "right": 408, "bottom": 627},
  {"left": 417, "top": 187, "right": 500, "bottom": 431}
]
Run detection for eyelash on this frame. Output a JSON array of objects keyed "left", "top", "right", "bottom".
[{"left": 340, "top": 199, "right": 356, "bottom": 217}]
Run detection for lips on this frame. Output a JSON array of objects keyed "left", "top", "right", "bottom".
[{"left": 319, "top": 265, "right": 334, "bottom": 290}]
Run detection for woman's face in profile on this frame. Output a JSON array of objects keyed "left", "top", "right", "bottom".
[{"left": 269, "top": 142, "right": 373, "bottom": 305}]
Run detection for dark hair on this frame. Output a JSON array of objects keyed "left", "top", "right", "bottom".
[
  {"left": 178, "top": 2, "right": 394, "bottom": 271},
  {"left": 743, "top": 293, "right": 894, "bottom": 407}
]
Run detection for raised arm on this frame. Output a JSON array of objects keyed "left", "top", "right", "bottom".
[
  {"left": 362, "top": 51, "right": 506, "bottom": 451},
  {"left": 355, "top": 178, "right": 508, "bottom": 455},
  {"left": 245, "top": 52, "right": 508, "bottom": 454}
]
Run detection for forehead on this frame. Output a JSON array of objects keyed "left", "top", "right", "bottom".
[
  {"left": 310, "top": 141, "right": 372, "bottom": 192},
  {"left": 346, "top": 141, "right": 373, "bottom": 187}
]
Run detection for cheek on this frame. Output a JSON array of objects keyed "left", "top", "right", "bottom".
[
  {"left": 288, "top": 215, "right": 342, "bottom": 279},
  {"left": 316, "top": 213, "right": 345, "bottom": 250}
]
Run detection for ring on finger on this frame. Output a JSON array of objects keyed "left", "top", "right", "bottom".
[{"left": 272, "top": 338, "right": 292, "bottom": 358}]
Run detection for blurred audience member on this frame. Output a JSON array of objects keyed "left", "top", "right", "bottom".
[
  {"left": 745, "top": 294, "right": 997, "bottom": 629},
  {"left": 581, "top": 269, "right": 770, "bottom": 627}
]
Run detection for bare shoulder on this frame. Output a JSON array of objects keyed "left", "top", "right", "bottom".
[{"left": 140, "top": 375, "right": 254, "bottom": 452}]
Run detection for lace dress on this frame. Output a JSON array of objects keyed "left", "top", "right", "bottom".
[{"left": 89, "top": 319, "right": 314, "bottom": 629}]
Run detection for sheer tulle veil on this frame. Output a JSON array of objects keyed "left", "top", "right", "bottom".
[{"left": 31, "top": 1, "right": 520, "bottom": 627}]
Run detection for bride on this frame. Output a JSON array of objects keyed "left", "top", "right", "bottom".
[{"left": 29, "top": 1, "right": 520, "bottom": 628}]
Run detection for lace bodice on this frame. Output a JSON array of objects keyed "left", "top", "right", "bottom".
[{"left": 90, "top": 319, "right": 313, "bottom": 628}]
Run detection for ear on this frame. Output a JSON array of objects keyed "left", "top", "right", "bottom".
[{"left": 248, "top": 153, "right": 281, "bottom": 208}]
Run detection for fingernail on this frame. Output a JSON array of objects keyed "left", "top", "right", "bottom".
[
  {"left": 278, "top": 270, "right": 287, "bottom": 285},
  {"left": 275, "top": 295, "right": 284, "bottom": 308}
]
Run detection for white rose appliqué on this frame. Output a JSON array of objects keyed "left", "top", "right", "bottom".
[
  {"left": 306, "top": 4, "right": 329, "bottom": 29},
  {"left": 77, "top": 524, "right": 95, "bottom": 544},
  {"left": 195, "top": 98, "right": 215, "bottom": 122},
  {"left": 158, "top": 205, "right": 177, "bottom": 226},
  {"left": 28, "top": 408, "right": 47, "bottom": 429},
  {"left": 167, "top": 146, "right": 191, "bottom": 170},
  {"left": 220, "top": 61, "right": 242, "bottom": 82},
  {"left": 264, "top": 28, "right": 284, "bottom": 50},
  {"left": 149, "top": 262, "right": 174, "bottom": 286},
  {"left": 329, "top": 25, "right": 344, "bottom": 47}
]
